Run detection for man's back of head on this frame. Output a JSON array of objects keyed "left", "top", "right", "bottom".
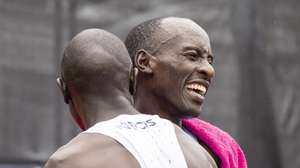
[
  {"left": 44, "top": 29, "right": 144, "bottom": 168},
  {"left": 62, "top": 28, "right": 132, "bottom": 98},
  {"left": 58, "top": 28, "right": 134, "bottom": 130}
]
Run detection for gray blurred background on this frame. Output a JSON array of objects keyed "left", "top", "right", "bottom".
[{"left": 0, "top": 0, "right": 299, "bottom": 167}]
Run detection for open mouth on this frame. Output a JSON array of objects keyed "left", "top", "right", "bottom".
[{"left": 186, "top": 83, "right": 207, "bottom": 97}]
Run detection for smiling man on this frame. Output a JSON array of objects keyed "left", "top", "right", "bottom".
[
  {"left": 126, "top": 17, "right": 214, "bottom": 125},
  {"left": 125, "top": 17, "right": 247, "bottom": 168}
]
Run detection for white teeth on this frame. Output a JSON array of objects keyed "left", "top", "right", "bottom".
[{"left": 186, "top": 84, "right": 207, "bottom": 95}]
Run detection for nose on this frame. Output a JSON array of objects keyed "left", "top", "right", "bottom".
[{"left": 196, "top": 61, "right": 215, "bottom": 80}]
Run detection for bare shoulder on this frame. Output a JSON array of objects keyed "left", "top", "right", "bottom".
[
  {"left": 43, "top": 133, "right": 140, "bottom": 168},
  {"left": 174, "top": 125, "right": 218, "bottom": 168}
]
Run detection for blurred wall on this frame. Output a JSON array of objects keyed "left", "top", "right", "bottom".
[
  {"left": 0, "top": 0, "right": 299, "bottom": 167},
  {"left": 0, "top": 0, "right": 78, "bottom": 165}
]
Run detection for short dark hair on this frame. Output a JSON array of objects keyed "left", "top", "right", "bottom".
[{"left": 124, "top": 17, "right": 163, "bottom": 64}]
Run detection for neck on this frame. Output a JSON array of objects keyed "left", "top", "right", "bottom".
[
  {"left": 82, "top": 94, "right": 139, "bottom": 128},
  {"left": 134, "top": 85, "right": 181, "bottom": 125}
]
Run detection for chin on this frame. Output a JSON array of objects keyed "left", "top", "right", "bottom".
[
  {"left": 181, "top": 106, "right": 202, "bottom": 118},
  {"left": 189, "top": 111, "right": 202, "bottom": 117}
]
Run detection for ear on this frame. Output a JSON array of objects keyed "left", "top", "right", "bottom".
[
  {"left": 129, "top": 67, "right": 138, "bottom": 95},
  {"left": 56, "top": 77, "right": 70, "bottom": 104},
  {"left": 135, "top": 49, "right": 155, "bottom": 74},
  {"left": 57, "top": 77, "right": 86, "bottom": 130}
]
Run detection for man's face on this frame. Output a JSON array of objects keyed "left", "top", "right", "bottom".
[{"left": 150, "top": 27, "right": 215, "bottom": 118}]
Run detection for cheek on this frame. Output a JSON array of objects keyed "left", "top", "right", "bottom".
[
  {"left": 154, "top": 56, "right": 193, "bottom": 91},
  {"left": 170, "top": 61, "right": 194, "bottom": 81},
  {"left": 159, "top": 56, "right": 184, "bottom": 74},
  {"left": 161, "top": 63, "right": 182, "bottom": 85}
]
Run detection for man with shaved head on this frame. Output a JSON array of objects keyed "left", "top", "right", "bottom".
[
  {"left": 126, "top": 17, "right": 215, "bottom": 123},
  {"left": 125, "top": 17, "right": 247, "bottom": 168},
  {"left": 44, "top": 28, "right": 140, "bottom": 168},
  {"left": 44, "top": 28, "right": 218, "bottom": 168}
]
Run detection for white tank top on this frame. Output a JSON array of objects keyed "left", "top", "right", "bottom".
[{"left": 84, "top": 114, "right": 188, "bottom": 168}]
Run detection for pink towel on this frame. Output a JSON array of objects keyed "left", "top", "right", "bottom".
[{"left": 181, "top": 118, "right": 247, "bottom": 168}]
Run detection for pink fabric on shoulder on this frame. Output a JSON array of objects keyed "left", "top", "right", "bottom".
[{"left": 181, "top": 118, "right": 247, "bottom": 168}]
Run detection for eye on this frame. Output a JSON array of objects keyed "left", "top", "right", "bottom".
[
  {"left": 183, "top": 51, "right": 198, "bottom": 61},
  {"left": 207, "top": 55, "right": 214, "bottom": 65}
]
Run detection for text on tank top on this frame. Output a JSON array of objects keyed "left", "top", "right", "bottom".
[{"left": 84, "top": 114, "right": 188, "bottom": 168}]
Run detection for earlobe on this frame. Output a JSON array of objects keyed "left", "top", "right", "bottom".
[
  {"left": 135, "top": 49, "right": 154, "bottom": 74},
  {"left": 129, "top": 67, "right": 138, "bottom": 95},
  {"left": 56, "top": 77, "right": 70, "bottom": 104}
]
